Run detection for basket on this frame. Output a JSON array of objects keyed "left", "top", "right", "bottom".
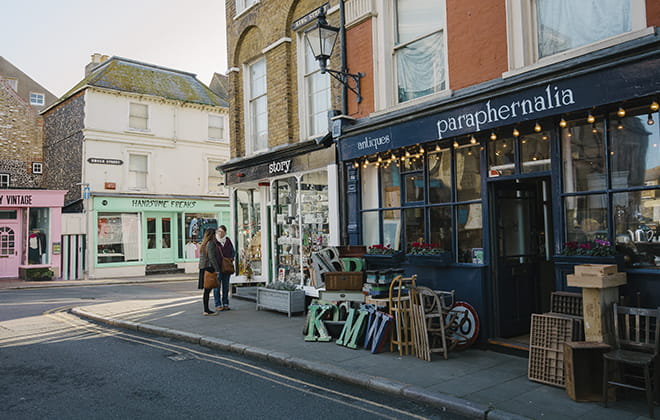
[{"left": 323, "top": 271, "right": 364, "bottom": 291}]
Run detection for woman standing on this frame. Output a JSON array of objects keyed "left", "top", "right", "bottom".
[
  {"left": 213, "top": 225, "right": 235, "bottom": 311},
  {"left": 197, "top": 228, "right": 217, "bottom": 316}
]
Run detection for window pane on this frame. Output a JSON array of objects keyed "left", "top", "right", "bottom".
[
  {"left": 361, "top": 164, "right": 379, "bottom": 210},
  {"left": 561, "top": 119, "right": 606, "bottom": 192},
  {"left": 396, "top": 31, "right": 445, "bottom": 103},
  {"left": 97, "top": 213, "right": 140, "bottom": 263},
  {"left": 362, "top": 211, "right": 380, "bottom": 248},
  {"left": 129, "top": 103, "right": 148, "bottom": 130},
  {"left": 404, "top": 207, "right": 425, "bottom": 252},
  {"left": 488, "top": 137, "right": 515, "bottom": 177},
  {"left": 563, "top": 194, "right": 608, "bottom": 243},
  {"left": 403, "top": 173, "right": 424, "bottom": 202},
  {"left": 613, "top": 191, "right": 660, "bottom": 269},
  {"left": 610, "top": 109, "right": 660, "bottom": 189},
  {"left": 430, "top": 206, "right": 452, "bottom": 253},
  {"left": 521, "top": 131, "right": 551, "bottom": 173},
  {"left": 129, "top": 154, "right": 147, "bottom": 171},
  {"left": 536, "top": 0, "right": 631, "bottom": 58},
  {"left": 456, "top": 145, "right": 481, "bottom": 202},
  {"left": 457, "top": 203, "right": 482, "bottom": 263},
  {"left": 208, "top": 115, "right": 223, "bottom": 139},
  {"left": 396, "top": 0, "right": 444, "bottom": 44},
  {"left": 236, "top": 189, "right": 262, "bottom": 277},
  {"left": 428, "top": 149, "right": 452, "bottom": 203},
  {"left": 28, "top": 208, "right": 49, "bottom": 264},
  {"left": 380, "top": 164, "right": 401, "bottom": 208},
  {"left": 383, "top": 210, "right": 402, "bottom": 250}
]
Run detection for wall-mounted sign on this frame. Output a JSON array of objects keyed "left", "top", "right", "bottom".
[
  {"left": 104, "top": 182, "right": 116, "bottom": 190},
  {"left": 291, "top": 3, "right": 329, "bottom": 31},
  {"left": 52, "top": 242, "right": 61, "bottom": 255},
  {"left": 0, "top": 194, "right": 32, "bottom": 206},
  {"left": 88, "top": 158, "right": 123, "bottom": 165}
]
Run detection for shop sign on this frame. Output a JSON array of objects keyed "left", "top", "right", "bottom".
[
  {"left": 340, "top": 56, "right": 660, "bottom": 161},
  {"left": 0, "top": 193, "right": 32, "bottom": 206},
  {"left": 88, "top": 158, "right": 123, "bottom": 165},
  {"left": 269, "top": 159, "right": 292, "bottom": 175},
  {"left": 130, "top": 199, "right": 197, "bottom": 209}
]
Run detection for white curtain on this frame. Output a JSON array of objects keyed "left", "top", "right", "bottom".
[
  {"left": 396, "top": 32, "right": 444, "bottom": 102},
  {"left": 536, "top": 0, "right": 631, "bottom": 58}
]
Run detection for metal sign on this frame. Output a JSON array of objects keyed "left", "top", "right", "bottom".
[{"left": 87, "top": 158, "right": 123, "bottom": 165}]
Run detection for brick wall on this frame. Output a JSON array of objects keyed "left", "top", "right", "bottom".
[
  {"left": 43, "top": 93, "right": 85, "bottom": 206},
  {"left": 446, "top": 0, "right": 508, "bottom": 91},
  {"left": 648, "top": 0, "right": 660, "bottom": 26},
  {"left": 346, "top": 18, "right": 374, "bottom": 118},
  {"left": 0, "top": 82, "right": 44, "bottom": 188}
]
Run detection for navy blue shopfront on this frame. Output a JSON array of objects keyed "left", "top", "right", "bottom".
[{"left": 338, "top": 46, "right": 660, "bottom": 343}]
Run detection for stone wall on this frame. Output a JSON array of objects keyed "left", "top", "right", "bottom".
[
  {"left": 43, "top": 93, "right": 85, "bottom": 206},
  {"left": 0, "top": 82, "right": 44, "bottom": 188}
]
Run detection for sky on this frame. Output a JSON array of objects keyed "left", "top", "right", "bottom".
[{"left": 2, "top": 0, "right": 228, "bottom": 98}]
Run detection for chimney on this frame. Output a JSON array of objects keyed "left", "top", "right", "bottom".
[{"left": 85, "top": 53, "right": 110, "bottom": 76}]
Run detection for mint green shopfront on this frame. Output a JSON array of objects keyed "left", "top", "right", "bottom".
[{"left": 90, "top": 195, "right": 229, "bottom": 278}]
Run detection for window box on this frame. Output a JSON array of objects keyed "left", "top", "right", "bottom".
[
  {"left": 406, "top": 253, "right": 452, "bottom": 267},
  {"left": 256, "top": 287, "right": 305, "bottom": 317},
  {"left": 363, "top": 251, "right": 406, "bottom": 268}
]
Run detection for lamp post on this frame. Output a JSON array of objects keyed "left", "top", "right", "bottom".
[{"left": 304, "top": 6, "right": 364, "bottom": 108}]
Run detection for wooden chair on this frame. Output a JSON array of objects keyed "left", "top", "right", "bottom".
[
  {"left": 388, "top": 274, "right": 417, "bottom": 356},
  {"left": 409, "top": 286, "right": 455, "bottom": 361},
  {"left": 602, "top": 303, "right": 660, "bottom": 419}
]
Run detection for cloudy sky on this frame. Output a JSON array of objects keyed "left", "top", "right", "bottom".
[{"left": 2, "top": 0, "right": 227, "bottom": 97}]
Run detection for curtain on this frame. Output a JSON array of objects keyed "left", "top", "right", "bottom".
[
  {"left": 396, "top": 31, "right": 444, "bottom": 103},
  {"left": 537, "top": 0, "right": 631, "bottom": 58}
]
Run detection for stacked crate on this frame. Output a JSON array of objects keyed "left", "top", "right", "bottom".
[{"left": 528, "top": 292, "right": 584, "bottom": 387}]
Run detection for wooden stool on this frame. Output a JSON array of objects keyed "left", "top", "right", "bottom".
[{"left": 388, "top": 274, "right": 417, "bottom": 356}]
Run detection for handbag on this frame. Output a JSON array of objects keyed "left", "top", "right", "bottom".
[
  {"left": 203, "top": 270, "right": 219, "bottom": 289},
  {"left": 217, "top": 240, "right": 235, "bottom": 275}
]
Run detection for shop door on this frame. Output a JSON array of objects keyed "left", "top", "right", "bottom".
[
  {"left": 145, "top": 213, "right": 174, "bottom": 264},
  {"left": 491, "top": 178, "right": 550, "bottom": 337},
  {"left": 0, "top": 222, "right": 21, "bottom": 278}
]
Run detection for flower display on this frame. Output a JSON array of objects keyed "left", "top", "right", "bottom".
[
  {"left": 366, "top": 244, "right": 397, "bottom": 255},
  {"left": 408, "top": 242, "right": 445, "bottom": 256},
  {"left": 560, "top": 239, "right": 616, "bottom": 256}
]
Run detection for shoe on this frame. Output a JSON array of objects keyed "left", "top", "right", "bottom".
[
  {"left": 223, "top": 306, "right": 230, "bottom": 311},
  {"left": 203, "top": 311, "right": 215, "bottom": 316},
  {"left": 216, "top": 306, "right": 223, "bottom": 311}
]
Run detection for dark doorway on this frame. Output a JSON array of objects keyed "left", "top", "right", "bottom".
[{"left": 491, "top": 177, "right": 552, "bottom": 338}]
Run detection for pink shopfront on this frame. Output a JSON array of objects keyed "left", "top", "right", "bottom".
[{"left": 0, "top": 190, "right": 66, "bottom": 279}]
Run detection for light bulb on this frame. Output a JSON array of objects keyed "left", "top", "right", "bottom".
[
  {"left": 534, "top": 122, "right": 542, "bottom": 132},
  {"left": 587, "top": 113, "right": 595, "bottom": 123},
  {"left": 648, "top": 114, "right": 655, "bottom": 126},
  {"left": 513, "top": 128, "right": 520, "bottom": 137},
  {"left": 559, "top": 118, "right": 567, "bottom": 128},
  {"left": 419, "top": 146, "right": 424, "bottom": 154},
  {"left": 490, "top": 131, "right": 497, "bottom": 141},
  {"left": 617, "top": 120, "right": 624, "bottom": 130},
  {"left": 453, "top": 140, "right": 459, "bottom": 148},
  {"left": 435, "top": 144, "right": 441, "bottom": 152},
  {"left": 405, "top": 150, "right": 410, "bottom": 157},
  {"left": 617, "top": 107, "right": 626, "bottom": 118},
  {"left": 651, "top": 101, "right": 659, "bottom": 112},
  {"left": 592, "top": 123, "right": 598, "bottom": 133},
  {"left": 353, "top": 162, "right": 359, "bottom": 168},
  {"left": 470, "top": 135, "right": 477, "bottom": 144},
  {"left": 391, "top": 154, "right": 396, "bottom": 160},
  {"left": 377, "top": 155, "right": 382, "bottom": 162}
]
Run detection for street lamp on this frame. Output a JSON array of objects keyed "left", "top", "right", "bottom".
[{"left": 305, "top": 7, "right": 364, "bottom": 103}]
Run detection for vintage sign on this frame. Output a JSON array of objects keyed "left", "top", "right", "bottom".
[
  {"left": 0, "top": 194, "right": 32, "bottom": 206},
  {"left": 88, "top": 158, "right": 123, "bottom": 165}
]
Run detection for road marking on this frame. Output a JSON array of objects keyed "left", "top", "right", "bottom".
[{"left": 46, "top": 310, "right": 430, "bottom": 420}]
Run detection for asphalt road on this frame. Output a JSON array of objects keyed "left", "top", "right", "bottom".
[{"left": 0, "top": 283, "right": 467, "bottom": 420}]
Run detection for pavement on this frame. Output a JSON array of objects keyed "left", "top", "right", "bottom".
[{"left": 2, "top": 274, "right": 657, "bottom": 420}]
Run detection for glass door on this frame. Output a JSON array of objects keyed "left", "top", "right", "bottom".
[{"left": 145, "top": 213, "right": 174, "bottom": 264}]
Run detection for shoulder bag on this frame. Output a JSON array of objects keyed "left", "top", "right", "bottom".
[
  {"left": 217, "top": 241, "right": 235, "bottom": 275},
  {"left": 203, "top": 270, "right": 219, "bottom": 289}
]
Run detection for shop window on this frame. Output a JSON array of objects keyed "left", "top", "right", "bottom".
[
  {"left": 301, "top": 172, "right": 330, "bottom": 281},
  {"left": 236, "top": 190, "right": 261, "bottom": 278},
  {"left": 488, "top": 137, "right": 516, "bottom": 177},
  {"left": 28, "top": 208, "right": 49, "bottom": 264},
  {"left": 404, "top": 207, "right": 425, "bottom": 251},
  {"left": 246, "top": 58, "right": 268, "bottom": 154},
  {"left": 301, "top": 35, "right": 330, "bottom": 138},
  {"left": 455, "top": 144, "right": 481, "bottom": 202},
  {"left": 362, "top": 164, "right": 380, "bottom": 209},
  {"left": 457, "top": 203, "right": 483, "bottom": 263},
  {"left": 507, "top": 0, "right": 647, "bottom": 71},
  {"left": 0, "top": 226, "right": 15, "bottom": 257},
  {"left": 609, "top": 109, "right": 659, "bottom": 189},
  {"left": 394, "top": 0, "right": 446, "bottom": 103},
  {"left": 561, "top": 119, "right": 606, "bottom": 193},
  {"left": 428, "top": 148, "right": 452, "bottom": 203},
  {"left": 613, "top": 191, "right": 660, "bottom": 268},
  {"left": 29, "top": 92, "right": 45, "bottom": 106},
  {"left": 403, "top": 172, "right": 424, "bottom": 203},
  {"left": 181, "top": 214, "right": 217, "bottom": 259},
  {"left": 97, "top": 213, "right": 140, "bottom": 264},
  {"left": 273, "top": 177, "right": 300, "bottom": 283},
  {"left": 362, "top": 210, "right": 381, "bottom": 248},
  {"left": 129, "top": 103, "right": 149, "bottom": 130},
  {"left": 0, "top": 173, "right": 9, "bottom": 188},
  {"left": 380, "top": 164, "right": 401, "bottom": 208},
  {"left": 429, "top": 206, "right": 452, "bottom": 252},
  {"left": 520, "top": 131, "right": 551, "bottom": 173},
  {"left": 563, "top": 194, "right": 608, "bottom": 243},
  {"left": 208, "top": 114, "right": 225, "bottom": 141},
  {"left": 383, "top": 209, "right": 402, "bottom": 250},
  {"left": 128, "top": 154, "right": 148, "bottom": 190},
  {"left": 0, "top": 210, "right": 17, "bottom": 219}
]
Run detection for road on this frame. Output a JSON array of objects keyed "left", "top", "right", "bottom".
[{"left": 0, "top": 283, "right": 467, "bottom": 419}]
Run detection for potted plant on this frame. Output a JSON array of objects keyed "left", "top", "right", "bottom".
[
  {"left": 554, "top": 239, "right": 624, "bottom": 290},
  {"left": 363, "top": 244, "right": 405, "bottom": 268},
  {"left": 406, "top": 242, "right": 451, "bottom": 266},
  {"left": 256, "top": 281, "right": 305, "bottom": 317}
]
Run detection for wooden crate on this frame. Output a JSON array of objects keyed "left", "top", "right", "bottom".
[
  {"left": 323, "top": 271, "right": 364, "bottom": 291},
  {"left": 566, "top": 272, "right": 626, "bottom": 288},
  {"left": 573, "top": 264, "right": 618, "bottom": 277},
  {"left": 550, "top": 291, "right": 583, "bottom": 317},
  {"left": 564, "top": 341, "right": 612, "bottom": 402},
  {"left": 528, "top": 313, "right": 578, "bottom": 387}
]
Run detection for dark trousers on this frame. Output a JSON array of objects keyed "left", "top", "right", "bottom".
[{"left": 203, "top": 288, "right": 212, "bottom": 312}]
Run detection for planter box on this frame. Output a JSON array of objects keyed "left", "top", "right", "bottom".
[
  {"left": 406, "top": 253, "right": 452, "bottom": 266},
  {"left": 363, "top": 252, "right": 405, "bottom": 268},
  {"left": 256, "top": 287, "right": 305, "bottom": 317}
]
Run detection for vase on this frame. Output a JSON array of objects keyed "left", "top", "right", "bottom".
[{"left": 406, "top": 253, "right": 452, "bottom": 266}]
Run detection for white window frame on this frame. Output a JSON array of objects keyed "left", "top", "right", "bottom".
[
  {"left": 1, "top": 77, "right": 17, "bottom": 91},
  {"left": 128, "top": 102, "right": 149, "bottom": 131},
  {"left": 235, "top": 0, "right": 259, "bottom": 16},
  {"left": 0, "top": 173, "right": 9, "bottom": 188},
  {"left": 29, "top": 92, "right": 45, "bottom": 106},
  {"left": 505, "top": 0, "right": 649, "bottom": 75},
  {"left": 32, "top": 162, "right": 43, "bottom": 174},
  {"left": 207, "top": 159, "right": 227, "bottom": 195},
  {"left": 373, "top": 1, "right": 449, "bottom": 112},
  {"left": 208, "top": 114, "right": 225, "bottom": 141},
  {"left": 127, "top": 152, "right": 149, "bottom": 191},
  {"left": 244, "top": 57, "right": 268, "bottom": 155},
  {"left": 297, "top": 32, "right": 331, "bottom": 140}
]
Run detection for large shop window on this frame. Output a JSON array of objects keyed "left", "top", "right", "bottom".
[
  {"left": 181, "top": 214, "right": 217, "bottom": 259},
  {"left": 273, "top": 171, "right": 329, "bottom": 285},
  {"left": 237, "top": 189, "right": 262, "bottom": 278},
  {"left": 360, "top": 143, "right": 483, "bottom": 263},
  {"left": 28, "top": 208, "right": 49, "bottom": 264},
  {"left": 394, "top": 0, "right": 446, "bottom": 103},
  {"left": 561, "top": 107, "right": 660, "bottom": 269},
  {"left": 97, "top": 213, "right": 140, "bottom": 264}
]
